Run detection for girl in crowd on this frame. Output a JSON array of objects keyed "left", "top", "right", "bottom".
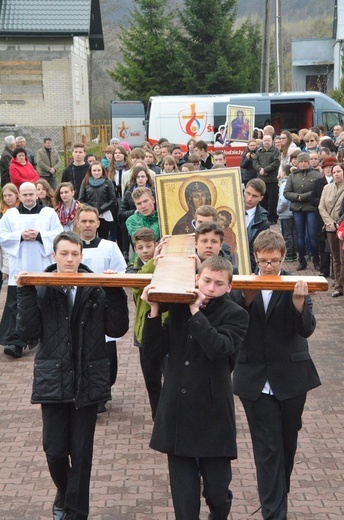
[
  {"left": 0, "top": 183, "right": 19, "bottom": 294},
  {"left": 101, "top": 145, "right": 115, "bottom": 171},
  {"left": 319, "top": 163, "right": 344, "bottom": 297},
  {"left": 279, "top": 130, "right": 297, "bottom": 175},
  {"left": 183, "top": 138, "right": 197, "bottom": 162},
  {"left": 181, "top": 163, "right": 197, "bottom": 173},
  {"left": 0, "top": 183, "right": 20, "bottom": 216},
  {"left": 161, "top": 155, "right": 179, "bottom": 174},
  {"left": 35, "top": 179, "right": 55, "bottom": 208},
  {"left": 9, "top": 148, "right": 39, "bottom": 189},
  {"left": 54, "top": 182, "right": 82, "bottom": 232},
  {"left": 152, "top": 143, "right": 163, "bottom": 165},
  {"left": 108, "top": 145, "right": 132, "bottom": 199},
  {"left": 79, "top": 162, "right": 116, "bottom": 239},
  {"left": 120, "top": 164, "right": 154, "bottom": 223}
]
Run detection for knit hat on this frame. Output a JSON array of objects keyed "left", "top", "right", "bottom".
[
  {"left": 321, "top": 156, "right": 338, "bottom": 168},
  {"left": 296, "top": 152, "right": 310, "bottom": 163},
  {"left": 120, "top": 141, "right": 131, "bottom": 152}
]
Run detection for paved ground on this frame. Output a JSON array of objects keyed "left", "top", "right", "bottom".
[{"left": 0, "top": 260, "right": 343, "bottom": 519}]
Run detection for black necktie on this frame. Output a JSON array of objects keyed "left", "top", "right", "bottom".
[{"left": 63, "top": 287, "right": 74, "bottom": 317}]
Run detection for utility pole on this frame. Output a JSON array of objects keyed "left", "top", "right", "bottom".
[
  {"left": 275, "top": 0, "right": 283, "bottom": 92},
  {"left": 260, "top": 0, "right": 271, "bottom": 93}
]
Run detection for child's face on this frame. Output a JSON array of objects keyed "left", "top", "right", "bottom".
[
  {"left": 164, "top": 162, "right": 175, "bottom": 173},
  {"left": 195, "top": 215, "right": 216, "bottom": 229},
  {"left": 196, "top": 268, "right": 231, "bottom": 302},
  {"left": 135, "top": 240, "right": 156, "bottom": 262},
  {"left": 254, "top": 249, "right": 285, "bottom": 276},
  {"left": 195, "top": 231, "right": 222, "bottom": 261}
]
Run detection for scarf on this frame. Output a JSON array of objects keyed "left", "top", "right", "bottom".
[
  {"left": 57, "top": 199, "right": 78, "bottom": 225},
  {"left": 89, "top": 177, "right": 105, "bottom": 187}
]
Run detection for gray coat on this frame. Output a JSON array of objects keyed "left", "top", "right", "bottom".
[{"left": 284, "top": 167, "right": 321, "bottom": 212}]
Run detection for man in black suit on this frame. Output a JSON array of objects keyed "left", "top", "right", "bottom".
[
  {"left": 244, "top": 179, "right": 270, "bottom": 273},
  {"left": 233, "top": 229, "right": 321, "bottom": 520}
]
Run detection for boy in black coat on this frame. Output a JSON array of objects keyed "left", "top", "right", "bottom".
[
  {"left": 232, "top": 229, "right": 321, "bottom": 520},
  {"left": 16, "top": 231, "right": 129, "bottom": 520},
  {"left": 141, "top": 256, "right": 249, "bottom": 520}
]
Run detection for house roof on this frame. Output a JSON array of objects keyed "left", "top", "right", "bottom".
[{"left": 0, "top": 0, "right": 104, "bottom": 50}]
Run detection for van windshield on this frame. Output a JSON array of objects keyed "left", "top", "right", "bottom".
[{"left": 322, "top": 111, "right": 344, "bottom": 132}]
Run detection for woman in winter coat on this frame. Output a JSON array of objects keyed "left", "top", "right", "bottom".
[
  {"left": 9, "top": 148, "right": 39, "bottom": 189},
  {"left": 79, "top": 162, "right": 116, "bottom": 239},
  {"left": 284, "top": 152, "right": 321, "bottom": 271},
  {"left": 319, "top": 162, "right": 344, "bottom": 297}
]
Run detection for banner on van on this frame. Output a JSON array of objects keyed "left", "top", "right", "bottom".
[{"left": 215, "top": 104, "right": 255, "bottom": 146}]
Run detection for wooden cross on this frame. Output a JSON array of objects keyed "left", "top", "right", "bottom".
[{"left": 19, "top": 235, "right": 329, "bottom": 303}]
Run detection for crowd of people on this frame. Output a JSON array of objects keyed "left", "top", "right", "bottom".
[{"left": 0, "top": 127, "right": 342, "bottom": 520}]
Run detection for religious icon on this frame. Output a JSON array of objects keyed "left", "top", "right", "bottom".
[
  {"left": 227, "top": 104, "right": 255, "bottom": 142},
  {"left": 154, "top": 168, "right": 251, "bottom": 274}
]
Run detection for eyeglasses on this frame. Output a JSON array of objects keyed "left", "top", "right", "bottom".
[
  {"left": 305, "top": 139, "right": 316, "bottom": 143},
  {"left": 256, "top": 259, "right": 282, "bottom": 267}
]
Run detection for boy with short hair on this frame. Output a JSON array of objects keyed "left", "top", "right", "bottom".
[
  {"left": 232, "top": 229, "right": 321, "bottom": 520},
  {"left": 194, "top": 221, "right": 225, "bottom": 267},
  {"left": 126, "top": 227, "right": 164, "bottom": 419},
  {"left": 61, "top": 143, "right": 89, "bottom": 196},
  {"left": 141, "top": 255, "right": 249, "bottom": 519}
]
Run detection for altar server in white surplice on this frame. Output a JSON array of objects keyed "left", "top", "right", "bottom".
[
  {"left": 0, "top": 182, "right": 63, "bottom": 358},
  {"left": 75, "top": 206, "right": 127, "bottom": 412}
]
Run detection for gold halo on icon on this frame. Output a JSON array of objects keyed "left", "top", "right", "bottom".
[
  {"left": 216, "top": 205, "right": 237, "bottom": 229},
  {"left": 179, "top": 175, "right": 217, "bottom": 212}
]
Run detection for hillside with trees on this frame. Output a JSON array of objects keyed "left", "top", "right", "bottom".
[{"left": 90, "top": 0, "right": 335, "bottom": 119}]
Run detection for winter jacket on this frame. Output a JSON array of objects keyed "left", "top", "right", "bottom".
[
  {"left": 284, "top": 167, "right": 321, "bottom": 212},
  {"left": 126, "top": 211, "right": 160, "bottom": 241},
  {"left": 79, "top": 178, "right": 116, "bottom": 215},
  {"left": 277, "top": 178, "right": 293, "bottom": 219},
  {"left": 16, "top": 264, "right": 129, "bottom": 408},
  {"left": 36, "top": 147, "right": 61, "bottom": 176},
  {"left": 240, "top": 148, "right": 257, "bottom": 183},
  {"left": 319, "top": 181, "right": 344, "bottom": 230},
  {"left": 0, "top": 145, "right": 14, "bottom": 186},
  {"left": 61, "top": 162, "right": 90, "bottom": 196},
  {"left": 253, "top": 145, "right": 280, "bottom": 183},
  {"left": 9, "top": 158, "right": 39, "bottom": 189},
  {"left": 142, "top": 296, "right": 249, "bottom": 458}
]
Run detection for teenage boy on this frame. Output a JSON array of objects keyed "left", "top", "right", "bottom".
[
  {"left": 61, "top": 143, "right": 90, "bottom": 196},
  {"left": 16, "top": 231, "right": 129, "bottom": 520},
  {"left": 141, "top": 256, "right": 249, "bottom": 520},
  {"left": 125, "top": 187, "right": 160, "bottom": 242},
  {"left": 194, "top": 140, "right": 214, "bottom": 169},
  {"left": 232, "top": 229, "right": 321, "bottom": 520},
  {"left": 126, "top": 228, "right": 164, "bottom": 419},
  {"left": 244, "top": 178, "right": 270, "bottom": 272}
]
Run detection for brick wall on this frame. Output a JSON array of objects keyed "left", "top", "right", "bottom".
[{"left": 0, "top": 37, "right": 90, "bottom": 126}]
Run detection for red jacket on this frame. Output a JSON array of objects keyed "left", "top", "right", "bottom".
[{"left": 9, "top": 158, "right": 39, "bottom": 189}]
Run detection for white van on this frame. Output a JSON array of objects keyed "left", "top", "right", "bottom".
[{"left": 146, "top": 92, "right": 344, "bottom": 165}]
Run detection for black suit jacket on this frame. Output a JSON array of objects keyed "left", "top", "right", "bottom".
[{"left": 232, "top": 271, "right": 321, "bottom": 401}]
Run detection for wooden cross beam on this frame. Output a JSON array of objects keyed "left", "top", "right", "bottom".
[{"left": 19, "top": 235, "right": 329, "bottom": 304}]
